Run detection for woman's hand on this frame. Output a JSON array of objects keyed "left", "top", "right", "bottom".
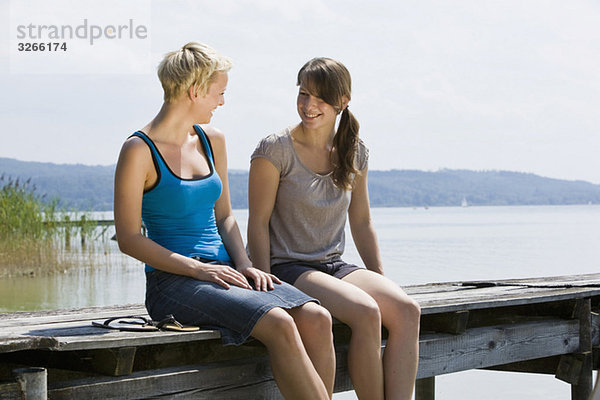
[
  {"left": 237, "top": 265, "right": 282, "bottom": 291},
  {"left": 194, "top": 262, "right": 252, "bottom": 290}
]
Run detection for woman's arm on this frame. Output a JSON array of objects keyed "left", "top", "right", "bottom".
[
  {"left": 207, "top": 127, "right": 280, "bottom": 290},
  {"left": 114, "top": 136, "right": 250, "bottom": 289},
  {"left": 207, "top": 127, "right": 250, "bottom": 268},
  {"left": 247, "top": 157, "right": 280, "bottom": 274},
  {"left": 348, "top": 166, "right": 384, "bottom": 275}
]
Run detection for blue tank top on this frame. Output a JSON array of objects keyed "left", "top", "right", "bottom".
[{"left": 131, "top": 125, "right": 231, "bottom": 272}]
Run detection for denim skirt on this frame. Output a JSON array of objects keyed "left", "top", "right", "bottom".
[{"left": 145, "top": 261, "right": 317, "bottom": 346}]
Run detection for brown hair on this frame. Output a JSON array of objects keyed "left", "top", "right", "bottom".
[
  {"left": 157, "top": 42, "right": 232, "bottom": 102},
  {"left": 297, "top": 57, "right": 360, "bottom": 190}
]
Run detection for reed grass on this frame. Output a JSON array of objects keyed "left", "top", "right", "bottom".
[{"left": 0, "top": 175, "right": 107, "bottom": 278}]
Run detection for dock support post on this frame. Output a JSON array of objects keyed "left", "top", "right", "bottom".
[
  {"left": 415, "top": 377, "right": 435, "bottom": 400},
  {"left": 572, "top": 298, "right": 592, "bottom": 400},
  {"left": 13, "top": 367, "right": 47, "bottom": 400}
]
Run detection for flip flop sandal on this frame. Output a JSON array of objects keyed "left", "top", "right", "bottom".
[
  {"left": 154, "top": 314, "right": 200, "bottom": 332},
  {"left": 92, "top": 315, "right": 160, "bottom": 332}
]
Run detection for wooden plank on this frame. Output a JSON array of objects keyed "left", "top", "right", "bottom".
[
  {"left": 48, "top": 357, "right": 283, "bottom": 400},
  {"left": 489, "top": 274, "right": 600, "bottom": 287},
  {"left": 417, "top": 318, "right": 579, "bottom": 378},
  {"left": 0, "top": 304, "right": 147, "bottom": 328},
  {"left": 0, "top": 336, "right": 59, "bottom": 354},
  {"left": 0, "top": 320, "right": 221, "bottom": 353},
  {"left": 433, "top": 273, "right": 600, "bottom": 288},
  {"left": 404, "top": 283, "right": 467, "bottom": 296},
  {"left": 415, "top": 287, "right": 600, "bottom": 315},
  {"left": 414, "top": 285, "right": 599, "bottom": 307}
]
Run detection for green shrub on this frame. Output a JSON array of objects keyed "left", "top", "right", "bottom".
[{"left": 0, "top": 175, "right": 103, "bottom": 277}]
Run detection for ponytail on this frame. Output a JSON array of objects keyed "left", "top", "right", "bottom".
[{"left": 332, "top": 107, "right": 360, "bottom": 190}]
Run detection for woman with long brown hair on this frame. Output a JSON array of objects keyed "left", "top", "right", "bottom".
[{"left": 248, "top": 57, "right": 420, "bottom": 400}]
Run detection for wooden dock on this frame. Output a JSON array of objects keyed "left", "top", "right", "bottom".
[{"left": 1, "top": 273, "right": 600, "bottom": 399}]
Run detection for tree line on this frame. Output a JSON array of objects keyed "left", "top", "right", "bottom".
[{"left": 2, "top": 157, "right": 600, "bottom": 211}]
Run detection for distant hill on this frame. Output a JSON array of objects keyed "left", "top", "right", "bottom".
[
  {"left": 0, "top": 158, "right": 114, "bottom": 211},
  {"left": 2, "top": 157, "right": 600, "bottom": 211},
  {"left": 367, "top": 169, "right": 600, "bottom": 207}
]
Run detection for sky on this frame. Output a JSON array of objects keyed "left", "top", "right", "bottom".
[{"left": 1, "top": 0, "right": 599, "bottom": 183}]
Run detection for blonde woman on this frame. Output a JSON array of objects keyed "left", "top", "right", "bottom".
[{"left": 114, "top": 43, "right": 335, "bottom": 399}]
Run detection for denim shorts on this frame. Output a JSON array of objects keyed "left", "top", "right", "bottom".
[
  {"left": 145, "top": 258, "right": 317, "bottom": 346},
  {"left": 271, "top": 258, "right": 365, "bottom": 285}
]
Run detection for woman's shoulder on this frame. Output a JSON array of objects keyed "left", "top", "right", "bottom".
[
  {"left": 258, "top": 127, "right": 291, "bottom": 147},
  {"left": 251, "top": 127, "right": 293, "bottom": 171},
  {"left": 356, "top": 137, "right": 369, "bottom": 171},
  {"left": 254, "top": 127, "right": 292, "bottom": 154},
  {"left": 198, "top": 125, "right": 225, "bottom": 144},
  {"left": 196, "top": 125, "right": 229, "bottom": 167},
  {"left": 121, "top": 132, "right": 151, "bottom": 157},
  {"left": 116, "top": 132, "right": 155, "bottom": 173},
  {"left": 357, "top": 137, "right": 369, "bottom": 154}
]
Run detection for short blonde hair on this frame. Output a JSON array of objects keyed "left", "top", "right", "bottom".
[{"left": 157, "top": 42, "right": 232, "bottom": 102}]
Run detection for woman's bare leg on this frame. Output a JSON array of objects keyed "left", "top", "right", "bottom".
[
  {"left": 288, "top": 302, "right": 336, "bottom": 397},
  {"left": 343, "top": 270, "right": 420, "bottom": 400},
  {"left": 251, "top": 307, "right": 330, "bottom": 400},
  {"left": 295, "top": 271, "right": 385, "bottom": 400}
]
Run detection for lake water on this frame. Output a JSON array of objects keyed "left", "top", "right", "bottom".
[{"left": 2, "top": 205, "right": 599, "bottom": 399}]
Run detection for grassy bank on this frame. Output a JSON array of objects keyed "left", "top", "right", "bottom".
[{"left": 0, "top": 175, "right": 109, "bottom": 278}]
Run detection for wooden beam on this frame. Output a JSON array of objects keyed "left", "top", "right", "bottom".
[
  {"left": 418, "top": 318, "right": 579, "bottom": 379},
  {"left": 415, "top": 377, "right": 435, "bottom": 400},
  {"left": 333, "top": 344, "right": 353, "bottom": 393},
  {"left": 132, "top": 339, "right": 267, "bottom": 372},
  {"left": 484, "top": 355, "right": 560, "bottom": 375},
  {"left": 421, "top": 311, "right": 469, "bottom": 335},
  {"left": 90, "top": 347, "right": 136, "bottom": 376},
  {"left": 48, "top": 357, "right": 283, "bottom": 400},
  {"left": 557, "top": 353, "right": 585, "bottom": 384},
  {"left": 571, "top": 298, "right": 593, "bottom": 400},
  {"left": 1, "top": 347, "right": 137, "bottom": 377},
  {"left": 466, "top": 300, "right": 577, "bottom": 329},
  {"left": 13, "top": 367, "right": 47, "bottom": 400}
]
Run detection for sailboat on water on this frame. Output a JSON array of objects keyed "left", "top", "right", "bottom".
[{"left": 461, "top": 197, "right": 469, "bottom": 207}]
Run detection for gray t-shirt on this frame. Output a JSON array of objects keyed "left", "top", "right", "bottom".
[{"left": 251, "top": 127, "right": 369, "bottom": 265}]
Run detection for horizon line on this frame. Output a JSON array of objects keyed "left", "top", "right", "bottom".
[{"left": 0, "top": 156, "right": 598, "bottom": 185}]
